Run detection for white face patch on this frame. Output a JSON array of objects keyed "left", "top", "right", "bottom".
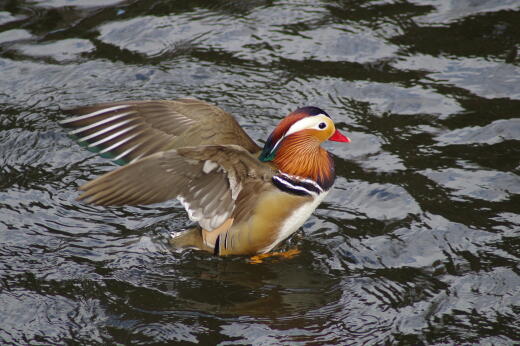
[
  {"left": 265, "top": 114, "right": 332, "bottom": 157},
  {"left": 285, "top": 114, "right": 330, "bottom": 137}
]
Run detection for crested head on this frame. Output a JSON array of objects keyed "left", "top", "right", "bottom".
[
  {"left": 259, "top": 106, "right": 350, "bottom": 189},
  {"left": 259, "top": 106, "right": 349, "bottom": 162}
]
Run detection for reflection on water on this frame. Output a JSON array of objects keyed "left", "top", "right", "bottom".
[{"left": 1, "top": 0, "right": 519, "bottom": 344}]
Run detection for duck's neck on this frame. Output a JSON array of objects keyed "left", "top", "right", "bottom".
[{"left": 273, "top": 134, "right": 335, "bottom": 191}]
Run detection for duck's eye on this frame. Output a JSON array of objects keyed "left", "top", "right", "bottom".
[{"left": 318, "top": 122, "right": 327, "bottom": 129}]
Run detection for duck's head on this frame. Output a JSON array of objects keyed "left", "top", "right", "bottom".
[
  {"left": 259, "top": 106, "right": 350, "bottom": 189},
  {"left": 259, "top": 106, "right": 350, "bottom": 162}
]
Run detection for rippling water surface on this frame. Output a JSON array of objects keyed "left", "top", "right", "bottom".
[{"left": 1, "top": 0, "right": 519, "bottom": 344}]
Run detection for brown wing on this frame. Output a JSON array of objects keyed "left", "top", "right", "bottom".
[
  {"left": 78, "top": 145, "right": 274, "bottom": 231},
  {"left": 60, "top": 98, "right": 260, "bottom": 165}
]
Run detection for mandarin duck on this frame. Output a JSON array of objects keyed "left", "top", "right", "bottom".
[{"left": 61, "top": 98, "right": 349, "bottom": 256}]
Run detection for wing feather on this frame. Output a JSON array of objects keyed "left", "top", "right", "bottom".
[
  {"left": 78, "top": 145, "right": 274, "bottom": 231},
  {"left": 61, "top": 99, "right": 260, "bottom": 165}
]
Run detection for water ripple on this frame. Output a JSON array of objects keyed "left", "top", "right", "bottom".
[{"left": 1, "top": 0, "right": 519, "bottom": 344}]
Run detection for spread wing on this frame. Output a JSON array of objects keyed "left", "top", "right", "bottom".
[
  {"left": 77, "top": 145, "right": 275, "bottom": 231},
  {"left": 60, "top": 98, "right": 260, "bottom": 165}
]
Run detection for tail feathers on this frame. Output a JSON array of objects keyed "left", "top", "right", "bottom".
[{"left": 169, "top": 226, "right": 213, "bottom": 253}]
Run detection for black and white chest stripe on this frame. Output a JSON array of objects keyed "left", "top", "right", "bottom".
[{"left": 272, "top": 172, "right": 324, "bottom": 197}]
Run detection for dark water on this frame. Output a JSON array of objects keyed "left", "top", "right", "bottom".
[{"left": 1, "top": 0, "right": 519, "bottom": 344}]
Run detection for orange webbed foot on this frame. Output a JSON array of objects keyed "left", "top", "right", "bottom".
[{"left": 249, "top": 248, "right": 301, "bottom": 264}]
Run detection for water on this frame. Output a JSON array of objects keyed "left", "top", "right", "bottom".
[{"left": 1, "top": 0, "right": 519, "bottom": 344}]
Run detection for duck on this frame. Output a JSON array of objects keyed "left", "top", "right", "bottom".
[{"left": 61, "top": 98, "right": 350, "bottom": 256}]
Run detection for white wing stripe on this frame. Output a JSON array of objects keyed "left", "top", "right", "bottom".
[
  {"left": 60, "top": 104, "right": 130, "bottom": 124},
  {"left": 87, "top": 124, "right": 139, "bottom": 148},
  {"left": 68, "top": 111, "right": 135, "bottom": 135},
  {"left": 112, "top": 143, "right": 141, "bottom": 161},
  {"left": 129, "top": 153, "right": 145, "bottom": 164},
  {"left": 78, "top": 119, "right": 135, "bottom": 143},
  {"left": 99, "top": 132, "right": 141, "bottom": 154}
]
